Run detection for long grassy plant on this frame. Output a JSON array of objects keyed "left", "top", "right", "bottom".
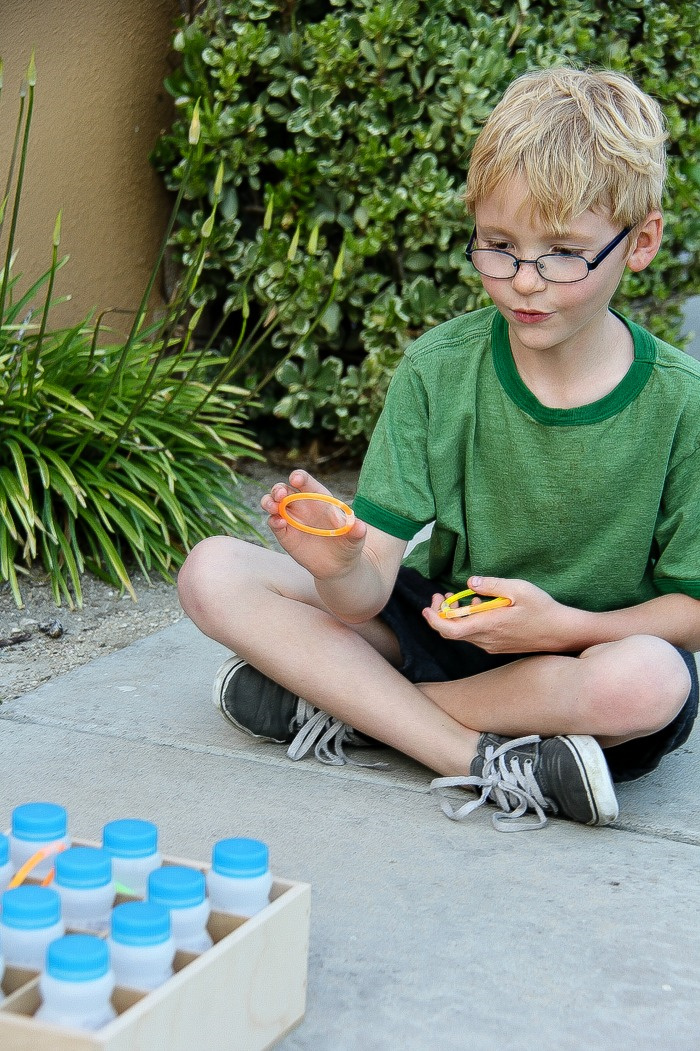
[{"left": 0, "top": 59, "right": 343, "bottom": 608}]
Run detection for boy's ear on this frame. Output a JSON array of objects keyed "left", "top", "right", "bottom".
[{"left": 626, "top": 211, "right": 663, "bottom": 273}]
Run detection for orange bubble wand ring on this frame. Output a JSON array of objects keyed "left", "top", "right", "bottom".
[
  {"left": 7, "top": 843, "right": 67, "bottom": 889},
  {"left": 278, "top": 492, "right": 355, "bottom": 537}
]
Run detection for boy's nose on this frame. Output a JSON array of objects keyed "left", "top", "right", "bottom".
[{"left": 511, "top": 260, "right": 547, "bottom": 292}]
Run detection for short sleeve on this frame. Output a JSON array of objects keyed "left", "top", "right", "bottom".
[
  {"left": 352, "top": 356, "right": 436, "bottom": 539},
  {"left": 653, "top": 446, "right": 700, "bottom": 598}
]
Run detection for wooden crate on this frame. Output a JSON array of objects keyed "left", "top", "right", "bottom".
[{"left": 0, "top": 846, "right": 311, "bottom": 1051}]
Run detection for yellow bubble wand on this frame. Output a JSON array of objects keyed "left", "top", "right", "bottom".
[{"left": 438, "top": 589, "right": 512, "bottom": 619}]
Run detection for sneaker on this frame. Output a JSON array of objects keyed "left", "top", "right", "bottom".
[
  {"left": 213, "top": 656, "right": 383, "bottom": 767},
  {"left": 430, "top": 733, "right": 619, "bottom": 832}
]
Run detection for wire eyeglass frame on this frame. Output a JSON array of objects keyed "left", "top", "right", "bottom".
[{"left": 465, "top": 226, "right": 633, "bottom": 283}]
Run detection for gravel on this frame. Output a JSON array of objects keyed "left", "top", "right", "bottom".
[{"left": 0, "top": 459, "right": 359, "bottom": 704}]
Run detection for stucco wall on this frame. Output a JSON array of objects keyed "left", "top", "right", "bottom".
[{"left": 0, "top": 0, "right": 181, "bottom": 331}]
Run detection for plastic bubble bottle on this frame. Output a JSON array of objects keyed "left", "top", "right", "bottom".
[
  {"left": 9, "top": 802, "right": 70, "bottom": 880},
  {"left": 147, "top": 865, "right": 213, "bottom": 953},
  {"left": 0, "top": 832, "right": 14, "bottom": 894},
  {"left": 35, "top": 934, "right": 117, "bottom": 1031},
  {"left": 102, "top": 819, "right": 160, "bottom": 896},
  {"left": 206, "top": 838, "right": 272, "bottom": 918},
  {"left": 108, "top": 901, "right": 175, "bottom": 991},
  {"left": 0, "top": 886, "right": 65, "bottom": 970},
  {"left": 52, "top": 846, "right": 115, "bottom": 934}
]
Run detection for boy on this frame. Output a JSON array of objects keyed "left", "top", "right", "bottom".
[{"left": 178, "top": 67, "right": 700, "bottom": 831}]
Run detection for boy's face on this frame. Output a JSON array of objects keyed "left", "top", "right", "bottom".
[{"left": 473, "top": 176, "right": 635, "bottom": 359}]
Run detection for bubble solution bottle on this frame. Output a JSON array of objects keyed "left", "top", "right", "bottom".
[
  {"left": 102, "top": 819, "right": 160, "bottom": 897},
  {"left": 206, "top": 838, "right": 272, "bottom": 918},
  {"left": 147, "top": 865, "right": 213, "bottom": 953},
  {"left": 35, "top": 934, "right": 117, "bottom": 1031},
  {"left": 108, "top": 901, "right": 175, "bottom": 991},
  {"left": 0, "top": 886, "right": 65, "bottom": 970},
  {"left": 0, "top": 832, "right": 14, "bottom": 894},
  {"left": 9, "top": 802, "right": 70, "bottom": 880},
  {"left": 52, "top": 846, "right": 115, "bottom": 934}
]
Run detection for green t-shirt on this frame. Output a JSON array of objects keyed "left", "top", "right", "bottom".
[{"left": 353, "top": 306, "right": 700, "bottom": 613}]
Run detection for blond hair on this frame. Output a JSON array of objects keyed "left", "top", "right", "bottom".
[{"left": 465, "top": 67, "right": 667, "bottom": 232}]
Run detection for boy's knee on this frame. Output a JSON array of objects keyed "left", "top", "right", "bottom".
[
  {"left": 580, "top": 635, "right": 691, "bottom": 736},
  {"left": 177, "top": 535, "right": 245, "bottom": 616}
]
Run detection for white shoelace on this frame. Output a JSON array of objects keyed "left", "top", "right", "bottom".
[
  {"left": 430, "top": 735, "right": 556, "bottom": 832},
  {"left": 286, "top": 701, "right": 387, "bottom": 768}
]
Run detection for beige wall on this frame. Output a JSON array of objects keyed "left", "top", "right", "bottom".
[{"left": 0, "top": 0, "right": 181, "bottom": 331}]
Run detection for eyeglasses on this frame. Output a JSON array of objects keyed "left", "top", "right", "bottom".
[{"left": 465, "top": 226, "right": 633, "bottom": 284}]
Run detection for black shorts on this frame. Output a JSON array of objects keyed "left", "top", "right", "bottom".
[{"left": 379, "top": 566, "right": 698, "bottom": 783}]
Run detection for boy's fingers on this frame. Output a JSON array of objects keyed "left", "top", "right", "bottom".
[{"left": 468, "top": 575, "right": 511, "bottom": 597}]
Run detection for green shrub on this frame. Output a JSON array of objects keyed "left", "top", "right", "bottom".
[
  {"left": 0, "top": 61, "right": 341, "bottom": 608},
  {"left": 153, "top": 0, "right": 700, "bottom": 451}
]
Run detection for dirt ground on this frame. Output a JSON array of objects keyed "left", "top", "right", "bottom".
[{"left": 0, "top": 458, "right": 360, "bottom": 704}]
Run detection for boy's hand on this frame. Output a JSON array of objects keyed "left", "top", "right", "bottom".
[
  {"left": 423, "top": 575, "right": 580, "bottom": 654},
  {"left": 261, "top": 469, "right": 367, "bottom": 580}
]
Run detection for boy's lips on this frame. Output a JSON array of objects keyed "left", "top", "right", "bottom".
[{"left": 512, "top": 308, "right": 554, "bottom": 324}]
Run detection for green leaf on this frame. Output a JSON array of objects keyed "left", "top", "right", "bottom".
[
  {"left": 0, "top": 467, "right": 34, "bottom": 536},
  {"left": 46, "top": 466, "right": 78, "bottom": 516},
  {"left": 54, "top": 527, "right": 83, "bottom": 606},
  {"left": 0, "top": 486, "right": 21, "bottom": 541},
  {"left": 319, "top": 302, "right": 341, "bottom": 335},
  {"left": 290, "top": 399, "right": 314, "bottom": 430},
  {"left": 275, "top": 359, "right": 302, "bottom": 386},
  {"left": 40, "top": 384, "right": 95, "bottom": 417},
  {"left": 80, "top": 508, "right": 137, "bottom": 600},
  {"left": 41, "top": 449, "right": 86, "bottom": 507},
  {"left": 5, "top": 439, "right": 30, "bottom": 498},
  {"left": 0, "top": 527, "right": 23, "bottom": 607},
  {"left": 89, "top": 490, "right": 146, "bottom": 550}
]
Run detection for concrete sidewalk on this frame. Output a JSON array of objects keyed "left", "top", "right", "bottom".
[{"left": 2, "top": 618, "right": 699, "bottom": 1050}]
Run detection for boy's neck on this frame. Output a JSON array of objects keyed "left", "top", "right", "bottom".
[{"left": 507, "top": 309, "right": 634, "bottom": 410}]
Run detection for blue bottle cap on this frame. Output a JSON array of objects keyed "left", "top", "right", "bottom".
[
  {"left": 212, "top": 838, "right": 269, "bottom": 879},
  {"left": 46, "top": 934, "right": 110, "bottom": 982},
  {"left": 102, "top": 819, "right": 158, "bottom": 859},
  {"left": 148, "top": 866, "right": 206, "bottom": 910},
  {"left": 11, "top": 802, "right": 67, "bottom": 842},
  {"left": 54, "top": 847, "right": 112, "bottom": 890},
  {"left": 0, "top": 832, "right": 9, "bottom": 866},
  {"left": 110, "top": 901, "right": 170, "bottom": 946},
  {"left": 1, "top": 886, "right": 61, "bottom": 930}
]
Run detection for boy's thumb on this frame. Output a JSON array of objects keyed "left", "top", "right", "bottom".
[{"left": 468, "top": 575, "right": 507, "bottom": 597}]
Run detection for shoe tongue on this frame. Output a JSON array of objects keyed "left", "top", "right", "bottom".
[
  {"left": 470, "top": 734, "right": 542, "bottom": 778},
  {"left": 470, "top": 733, "right": 510, "bottom": 777}
]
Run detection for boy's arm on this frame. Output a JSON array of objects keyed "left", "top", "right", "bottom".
[
  {"left": 314, "top": 523, "right": 407, "bottom": 624},
  {"left": 424, "top": 575, "right": 700, "bottom": 654},
  {"left": 558, "top": 591, "right": 700, "bottom": 653}
]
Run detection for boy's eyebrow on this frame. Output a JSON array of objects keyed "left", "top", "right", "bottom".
[{"left": 476, "top": 224, "right": 594, "bottom": 244}]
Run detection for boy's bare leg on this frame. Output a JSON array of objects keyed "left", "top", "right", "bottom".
[
  {"left": 179, "top": 537, "right": 690, "bottom": 776},
  {"left": 178, "top": 536, "right": 482, "bottom": 776},
  {"left": 419, "top": 636, "right": 691, "bottom": 749}
]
